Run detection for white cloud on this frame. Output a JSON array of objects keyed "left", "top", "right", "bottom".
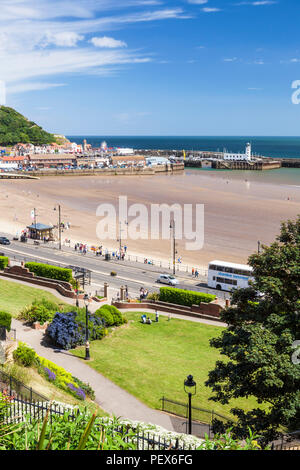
[
  {"left": 202, "top": 7, "right": 222, "bottom": 12},
  {"left": 90, "top": 36, "right": 127, "bottom": 48},
  {"left": 7, "top": 82, "right": 66, "bottom": 94},
  {"left": 42, "top": 32, "right": 84, "bottom": 48},
  {"left": 0, "top": 1, "right": 189, "bottom": 98}
]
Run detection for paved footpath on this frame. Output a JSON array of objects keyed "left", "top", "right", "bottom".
[
  {"left": 5, "top": 277, "right": 224, "bottom": 432},
  {"left": 11, "top": 317, "right": 176, "bottom": 432}
]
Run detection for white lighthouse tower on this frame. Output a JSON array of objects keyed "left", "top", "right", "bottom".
[{"left": 245, "top": 142, "right": 251, "bottom": 161}]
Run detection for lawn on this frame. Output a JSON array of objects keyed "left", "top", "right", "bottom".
[
  {"left": 0, "top": 279, "right": 69, "bottom": 317},
  {"left": 71, "top": 312, "right": 264, "bottom": 422}
]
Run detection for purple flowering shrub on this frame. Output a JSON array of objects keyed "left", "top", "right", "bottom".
[
  {"left": 44, "top": 367, "right": 56, "bottom": 381},
  {"left": 67, "top": 383, "right": 86, "bottom": 401}
]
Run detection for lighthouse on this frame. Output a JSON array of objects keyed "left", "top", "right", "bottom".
[{"left": 245, "top": 143, "right": 251, "bottom": 161}]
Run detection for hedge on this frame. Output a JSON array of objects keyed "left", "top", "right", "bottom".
[
  {"left": 0, "top": 311, "right": 12, "bottom": 331},
  {"left": 24, "top": 262, "right": 73, "bottom": 283},
  {"left": 159, "top": 287, "right": 216, "bottom": 307},
  {"left": 0, "top": 256, "right": 9, "bottom": 270}
]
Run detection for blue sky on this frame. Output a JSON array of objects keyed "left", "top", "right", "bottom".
[{"left": 1, "top": 0, "right": 300, "bottom": 135}]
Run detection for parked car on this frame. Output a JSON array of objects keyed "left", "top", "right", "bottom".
[
  {"left": 157, "top": 274, "right": 179, "bottom": 286},
  {"left": 0, "top": 237, "right": 10, "bottom": 245}
]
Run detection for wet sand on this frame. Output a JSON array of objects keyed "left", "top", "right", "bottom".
[{"left": 0, "top": 169, "right": 299, "bottom": 269}]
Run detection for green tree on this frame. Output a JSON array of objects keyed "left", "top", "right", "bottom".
[{"left": 205, "top": 216, "right": 300, "bottom": 446}]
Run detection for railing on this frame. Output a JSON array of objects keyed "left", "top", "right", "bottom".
[
  {"left": 2, "top": 240, "right": 208, "bottom": 278},
  {"left": 0, "top": 368, "right": 49, "bottom": 403},
  {"left": 160, "top": 396, "right": 233, "bottom": 439},
  {"left": 1, "top": 393, "right": 195, "bottom": 450}
]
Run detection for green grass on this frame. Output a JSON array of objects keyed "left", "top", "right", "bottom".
[
  {"left": 71, "top": 312, "right": 264, "bottom": 422},
  {"left": 0, "top": 279, "right": 69, "bottom": 317}
]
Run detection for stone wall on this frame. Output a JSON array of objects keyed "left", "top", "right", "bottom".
[
  {"left": 112, "top": 299, "right": 224, "bottom": 323},
  {"left": 0, "top": 265, "right": 78, "bottom": 299}
]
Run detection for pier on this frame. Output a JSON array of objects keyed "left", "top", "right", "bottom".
[{"left": 184, "top": 158, "right": 282, "bottom": 171}]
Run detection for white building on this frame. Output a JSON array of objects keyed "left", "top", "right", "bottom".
[
  {"left": 223, "top": 143, "right": 252, "bottom": 161},
  {"left": 116, "top": 148, "right": 134, "bottom": 156},
  {"left": 146, "top": 156, "right": 169, "bottom": 166}
]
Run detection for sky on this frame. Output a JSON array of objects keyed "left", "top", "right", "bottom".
[{"left": 1, "top": 0, "right": 300, "bottom": 136}]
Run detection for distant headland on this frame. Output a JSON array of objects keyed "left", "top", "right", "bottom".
[{"left": 0, "top": 106, "right": 69, "bottom": 146}]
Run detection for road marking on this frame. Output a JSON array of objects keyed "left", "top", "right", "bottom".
[{"left": 3, "top": 246, "right": 157, "bottom": 288}]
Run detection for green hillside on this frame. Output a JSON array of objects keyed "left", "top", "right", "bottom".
[{"left": 0, "top": 106, "right": 58, "bottom": 146}]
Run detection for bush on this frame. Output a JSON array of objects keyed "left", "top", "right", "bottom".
[
  {"left": 0, "top": 311, "right": 12, "bottom": 331},
  {"left": 95, "top": 305, "right": 127, "bottom": 327},
  {"left": 46, "top": 309, "right": 107, "bottom": 349},
  {"left": 94, "top": 307, "right": 114, "bottom": 326},
  {"left": 18, "top": 298, "right": 65, "bottom": 325},
  {"left": 147, "top": 292, "right": 159, "bottom": 301},
  {"left": 46, "top": 312, "right": 82, "bottom": 350},
  {"left": 24, "top": 262, "right": 74, "bottom": 284},
  {"left": 159, "top": 287, "right": 216, "bottom": 307},
  {"left": 38, "top": 356, "right": 91, "bottom": 401},
  {"left": 0, "top": 256, "right": 9, "bottom": 270},
  {"left": 13, "top": 343, "right": 37, "bottom": 367}
]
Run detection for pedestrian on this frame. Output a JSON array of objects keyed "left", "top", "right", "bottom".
[
  {"left": 140, "top": 287, "right": 144, "bottom": 301},
  {"left": 192, "top": 267, "right": 195, "bottom": 276},
  {"left": 124, "top": 245, "right": 127, "bottom": 253},
  {"left": 125, "top": 285, "right": 128, "bottom": 299},
  {"left": 155, "top": 311, "right": 159, "bottom": 322},
  {"left": 195, "top": 269, "right": 199, "bottom": 278}
]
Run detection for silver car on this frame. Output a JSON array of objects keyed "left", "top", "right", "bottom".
[{"left": 157, "top": 274, "right": 179, "bottom": 286}]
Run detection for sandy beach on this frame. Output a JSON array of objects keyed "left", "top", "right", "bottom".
[{"left": 0, "top": 169, "right": 299, "bottom": 270}]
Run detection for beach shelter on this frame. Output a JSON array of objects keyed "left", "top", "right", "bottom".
[{"left": 26, "top": 223, "right": 54, "bottom": 240}]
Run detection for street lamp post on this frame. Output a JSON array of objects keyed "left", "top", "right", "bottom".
[
  {"left": 54, "top": 205, "right": 62, "bottom": 250},
  {"left": 84, "top": 294, "right": 90, "bottom": 361},
  {"left": 170, "top": 220, "right": 177, "bottom": 275},
  {"left": 184, "top": 375, "right": 197, "bottom": 435}
]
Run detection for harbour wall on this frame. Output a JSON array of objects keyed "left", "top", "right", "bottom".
[
  {"left": 20, "top": 163, "right": 184, "bottom": 178},
  {"left": 184, "top": 159, "right": 282, "bottom": 171}
]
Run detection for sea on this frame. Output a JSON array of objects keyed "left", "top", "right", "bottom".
[
  {"left": 67, "top": 136, "right": 300, "bottom": 160},
  {"left": 66, "top": 136, "right": 300, "bottom": 186}
]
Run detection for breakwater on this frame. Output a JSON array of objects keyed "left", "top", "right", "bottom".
[{"left": 184, "top": 159, "right": 282, "bottom": 171}]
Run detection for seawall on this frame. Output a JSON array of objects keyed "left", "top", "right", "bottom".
[{"left": 21, "top": 163, "right": 184, "bottom": 178}]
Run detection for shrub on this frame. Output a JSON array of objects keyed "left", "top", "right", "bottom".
[
  {"left": 46, "top": 312, "right": 82, "bottom": 350},
  {"left": 72, "top": 376, "right": 95, "bottom": 400},
  {"left": 147, "top": 292, "right": 159, "bottom": 301},
  {"left": 24, "top": 262, "right": 73, "bottom": 284},
  {"left": 0, "top": 256, "right": 9, "bottom": 270},
  {"left": 0, "top": 311, "right": 12, "bottom": 331},
  {"left": 13, "top": 343, "right": 37, "bottom": 367},
  {"left": 95, "top": 305, "right": 127, "bottom": 326},
  {"left": 46, "top": 310, "right": 107, "bottom": 349},
  {"left": 159, "top": 287, "right": 216, "bottom": 307},
  {"left": 94, "top": 307, "right": 114, "bottom": 326},
  {"left": 18, "top": 298, "right": 64, "bottom": 325},
  {"left": 38, "top": 356, "right": 93, "bottom": 401}
]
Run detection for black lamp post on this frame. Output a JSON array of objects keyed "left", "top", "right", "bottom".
[
  {"left": 84, "top": 294, "right": 90, "bottom": 360},
  {"left": 54, "top": 205, "right": 62, "bottom": 250},
  {"left": 184, "top": 375, "right": 196, "bottom": 435}
]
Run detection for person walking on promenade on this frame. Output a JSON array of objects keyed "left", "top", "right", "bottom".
[
  {"left": 195, "top": 269, "right": 199, "bottom": 278},
  {"left": 192, "top": 268, "right": 195, "bottom": 276}
]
